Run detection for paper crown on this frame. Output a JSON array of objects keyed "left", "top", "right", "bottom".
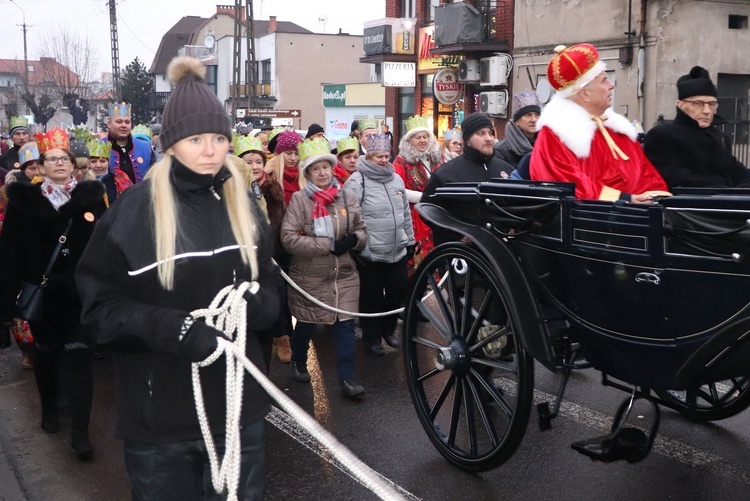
[
  {"left": 234, "top": 134, "right": 264, "bottom": 157},
  {"left": 108, "top": 102, "right": 132, "bottom": 118},
  {"left": 443, "top": 129, "right": 461, "bottom": 141},
  {"left": 546, "top": 44, "right": 606, "bottom": 98},
  {"left": 34, "top": 127, "right": 70, "bottom": 154},
  {"left": 268, "top": 127, "right": 285, "bottom": 140},
  {"left": 358, "top": 118, "right": 377, "bottom": 132},
  {"left": 336, "top": 136, "right": 360, "bottom": 155},
  {"left": 406, "top": 115, "right": 430, "bottom": 132},
  {"left": 132, "top": 124, "right": 152, "bottom": 139},
  {"left": 18, "top": 142, "right": 40, "bottom": 165},
  {"left": 298, "top": 137, "right": 332, "bottom": 162},
  {"left": 365, "top": 133, "right": 391, "bottom": 153},
  {"left": 9, "top": 116, "right": 29, "bottom": 131},
  {"left": 513, "top": 91, "right": 541, "bottom": 113},
  {"left": 86, "top": 139, "right": 111, "bottom": 158}
]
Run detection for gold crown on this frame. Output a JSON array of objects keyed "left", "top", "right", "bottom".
[
  {"left": 34, "top": 127, "right": 70, "bottom": 154},
  {"left": 336, "top": 136, "right": 360, "bottom": 154},
  {"left": 86, "top": 139, "right": 112, "bottom": 158},
  {"left": 298, "top": 137, "right": 332, "bottom": 163}
]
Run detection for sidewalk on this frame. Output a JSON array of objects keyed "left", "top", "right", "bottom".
[{"left": 0, "top": 441, "right": 27, "bottom": 501}]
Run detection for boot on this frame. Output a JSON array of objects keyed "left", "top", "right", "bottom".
[
  {"left": 274, "top": 335, "right": 292, "bottom": 364},
  {"left": 65, "top": 349, "right": 94, "bottom": 460},
  {"left": 291, "top": 361, "right": 311, "bottom": 382},
  {"left": 34, "top": 348, "right": 60, "bottom": 434}
]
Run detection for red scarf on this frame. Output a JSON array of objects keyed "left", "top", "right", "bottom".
[
  {"left": 311, "top": 185, "right": 339, "bottom": 219},
  {"left": 283, "top": 166, "right": 299, "bottom": 205},
  {"left": 305, "top": 183, "right": 340, "bottom": 238},
  {"left": 333, "top": 164, "right": 352, "bottom": 184}
]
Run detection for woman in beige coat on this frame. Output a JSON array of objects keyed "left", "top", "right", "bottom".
[{"left": 280, "top": 137, "right": 367, "bottom": 398}]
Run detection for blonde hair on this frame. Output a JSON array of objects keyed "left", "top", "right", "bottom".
[
  {"left": 149, "top": 155, "right": 259, "bottom": 290},
  {"left": 264, "top": 153, "right": 285, "bottom": 192}
]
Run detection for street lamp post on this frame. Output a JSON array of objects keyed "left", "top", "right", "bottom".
[{"left": 9, "top": 0, "right": 31, "bottom": 113}]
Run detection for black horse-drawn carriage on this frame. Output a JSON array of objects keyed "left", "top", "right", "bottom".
[{"left": 403, "top": 180, "right": 750, "bottom": 472}]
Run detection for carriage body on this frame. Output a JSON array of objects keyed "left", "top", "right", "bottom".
[{"left": 405, "top": 179, "right": 750, "bottom": 472}]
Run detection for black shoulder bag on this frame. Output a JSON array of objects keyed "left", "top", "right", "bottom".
[{"left": 15, "top": 219, "right": 73, "bottom": 322}]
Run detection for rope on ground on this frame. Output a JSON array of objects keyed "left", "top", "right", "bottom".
[
  {"left": 191, "top": 283, "right": 406, "bottom": 501},
  {"left": 277, "top": 262, "right": 449, "bottom": 319}
]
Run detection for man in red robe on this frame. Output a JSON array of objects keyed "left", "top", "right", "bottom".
[{"left": 531, "top": 43, "right": 669, "bottom": 202}]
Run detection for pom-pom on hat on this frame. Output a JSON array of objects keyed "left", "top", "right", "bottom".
[
  {"left": 18, "top": 142, "right": 39, "bottom": 167},
  {"left": 546, "top": 43, "right": 607, "bottom": 99},
  {"left": 275, "top": 131, "right": 303, "bottom": 155},
  {"left": 159, "top": 56, "right": 232, "bottom": 151},
  {"left": 403, "top": 115, "right": 432, "bottom": 142},
  {"left": 9, "top": 116, "right": 30, "bottom": 137},
  {"left": 512, "top": 91, "right": 542, "bottom": 121},
  {"left": 365, "top": 133, "right": 392, "bottom": 154},
  {"left": 336, "top": 136, "right": 360, "bottom": 156},
  {"left": 298, "top": 137, "right": 337, "bottom": 187},
  {"left": 87, "top": 139, "right": 112, "bottom": 159},
  {"left": 677, "top": 66, "right": 718, "bottom": 100},
  {"left": 34, "top": 127, "right": 70, "bottom": 154}
]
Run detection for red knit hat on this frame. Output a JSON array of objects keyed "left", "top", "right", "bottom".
[
  {"left": 275, "top": 131, "right": 303, "bottom": 154},
  {"left": 546, "top": 43, "right": 607, "bottom": 98}
]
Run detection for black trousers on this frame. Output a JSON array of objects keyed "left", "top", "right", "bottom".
[
  {"left": 34, "top": 345, "right": 93, "bottom": 432},
  {"left": 358, "top": 258, "right": 408, "bottom": 348},
  {"left": 124, "top": 419, "right": 266, "bottom": 501}
]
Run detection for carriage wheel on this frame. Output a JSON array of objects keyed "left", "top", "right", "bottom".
[
  {"left": 403, "top": 243, "right": 534, "bottom": 472},
  {"left": 655, "top": 377, "right": 750, "bottom": 421}
]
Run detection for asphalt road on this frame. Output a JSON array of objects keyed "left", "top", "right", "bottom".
[{"left": 1, "top": 326, "right": 750, "bottom": 501}]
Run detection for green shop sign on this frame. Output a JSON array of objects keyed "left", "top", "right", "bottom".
[{"left": 323, "top": 85, "right": 347, "bottom": 107}]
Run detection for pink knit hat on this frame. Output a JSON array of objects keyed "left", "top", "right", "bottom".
[{"left": 274, "top": 131, "right": 303, "bottom": 154}]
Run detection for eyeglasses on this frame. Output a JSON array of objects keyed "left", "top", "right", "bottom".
[
  {"left": 44, "top": 156, "right": 72, "bottom": 165},
  {"left": 682, "top": 99, "right": 719, "bottom": 110}
]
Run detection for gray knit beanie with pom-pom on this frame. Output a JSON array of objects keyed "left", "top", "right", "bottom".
[{"left": 159, "top": 56, "right": 232, "bottom": 151}]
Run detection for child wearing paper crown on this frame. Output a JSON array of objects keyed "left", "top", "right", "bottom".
[
  {"left": 87, "top": 139, "right": 132, "bottom": 204},
  {"left": 280, "top": 137, "right": 368, "bottom": 397},
  {"left": 333, "top": 136, "right": 360, "bottom": 184}
]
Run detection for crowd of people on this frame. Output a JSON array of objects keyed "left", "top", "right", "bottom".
[{"left": 0, "top": 42, "right": 747, "bottom": 499}]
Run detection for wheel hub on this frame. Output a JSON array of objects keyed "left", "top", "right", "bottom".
[{"left": 434, "top": 338, "right": 471, "bottom": 377}]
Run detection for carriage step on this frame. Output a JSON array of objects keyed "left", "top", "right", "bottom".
[{"left": 571, "top": 427, "right": 649, "bottom": 464}]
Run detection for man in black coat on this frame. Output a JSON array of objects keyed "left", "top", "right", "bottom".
[
  {"left": 0, "top": 118, "right": 31, "bottom": 173},
  {"left": 644, "top": 66, "right": 750, "bottom": 189},
  {"left": 421, "top": 113, "right": 514, "bottom": 244}
]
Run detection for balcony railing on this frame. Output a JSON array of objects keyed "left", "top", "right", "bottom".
[
  {"left": 149, "top": 91, "right": 171, "bottom": 111},
  {"left": 230, "top": 81, "right": 275, "bottom": 98}
]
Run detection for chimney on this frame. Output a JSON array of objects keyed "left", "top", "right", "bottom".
[
  {"left": 269, "top": 16, "right": 277, "bottom": 33},
  {"left": 216, "top": 4, "right": 245, "bottom": 20}
]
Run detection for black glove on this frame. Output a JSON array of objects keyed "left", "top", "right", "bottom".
[
  {"left": 331, "top": 234, "right": 358, "bottom": 256},
  {"left": 179, "top": 318, "right": 227, "bottom": 362},
  {"left": 405, "top": 244, "right": 416, "bottom": 260}
]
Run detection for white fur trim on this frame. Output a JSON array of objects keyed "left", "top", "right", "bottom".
[
  {"left": 402, "top": 127, "right": 431, "bottom": 142},
  {"left": 556, "top": 61, "right": 608, "bottom": 99},
  {"left": 537, "top": 93, "right": 637, "bottom": 159}
]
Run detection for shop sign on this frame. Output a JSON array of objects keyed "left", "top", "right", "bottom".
[
  {"left": 418, "top": 26, "right": 443, "bottom": 72},
  {"left": 364, "top": 25, "right": 391, "bottom": 56},
  {"left": 433, "top": 68, "right": 462, "bottom": 105},
  {"left": 383, "top": 62, "right": 416, "bottom": 87},
  {"left": 323, "top": 85, "right": 347, "bottom": 107}
]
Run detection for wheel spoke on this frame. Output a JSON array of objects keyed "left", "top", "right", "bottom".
[
  {"left": 470, "top": 368, "right": 514, "bottom": 416},
  {"left": 412, "top": 335, "right": 447, "bottom": 351},
  {"left": 462, "top": 380, "right": 479, "bottom": 456},
  {"left": 417, "top": 367, "right": 442, "bottom": 384},
  {"left": 447, "top": 380, "right": 464, "bottom": 447},
  {"left": 466, "top": 374, "right": 500, "bottom": 448},
  {"left": 469, "top": 325, "right": 510, "bottom": 353},
  {"left": 417, "top": 300, "right": 453, "bottom": 342},
  {"left": 445, "top": 262, "right": 464, "bottom": 338},
  {"left": 459, "top": 263, "right": 475, "bottom": 341},
  {"left": 427, "top": 265, "right": 456, "bottom": 339},
  {"left": 428, "top": 374, "right": 456, "bottom": 421},
  {"left": 472, "top": 357, "right": 518, "bottom": 375}
]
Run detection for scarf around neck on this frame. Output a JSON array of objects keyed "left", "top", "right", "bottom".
[
  {"left": 303, "top": 179, "right": 340, "bottom": 239},
  {"left": 503, "top": 120, "right": 534, "bottom": 157},
  {"left": 283, "top": 165, "right": 300, "bottom": 194},
  {"left": 41, "top": 176, "right": 77, "bottom": 210}
]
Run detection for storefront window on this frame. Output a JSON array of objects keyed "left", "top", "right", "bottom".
[{"left": 399, "top": 87, "right": 415, "bottom": 136}]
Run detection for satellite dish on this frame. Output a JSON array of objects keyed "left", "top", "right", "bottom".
[
  {"left": 204, "top": 35, "right": 215, "bottom": 49},
  {"left": 536, "top": 79, "right": 553, "bottom": 104}
]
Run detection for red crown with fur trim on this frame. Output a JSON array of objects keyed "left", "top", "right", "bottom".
[
  {"left": 34, "top": 127, "right": 70, "bottom": 154},
  {"left": 547, "top": 43, "right": 600, "bottom": 92}
]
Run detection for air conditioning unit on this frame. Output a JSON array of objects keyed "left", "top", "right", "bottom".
[
  {"left": 458, "top": 60, "right": 480, "bottom": 82},
  {"left": 480, "top": 91, "right": 508, "bottom": 116},
  {"left": 480, "top": 54, "right": 512, "bottom": 86}
]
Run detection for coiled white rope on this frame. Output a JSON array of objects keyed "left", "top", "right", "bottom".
[{"left": 191, "top": 282, "right": 405, "bottom": 501}]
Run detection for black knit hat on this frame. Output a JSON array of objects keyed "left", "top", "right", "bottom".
[
  {"left": 461, "top": 113, "right": 494, "bottom": 143},
  {"left": 305, "top": 123, "right": 325, "bottom": 139},
  {"left": 677, "top": 66, "right": 717, "bottom": 100},
  {"left": 160, "top": 56, "right": 232, "bottom": 151}
]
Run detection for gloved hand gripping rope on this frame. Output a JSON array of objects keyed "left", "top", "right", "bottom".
[{"left": 190, "top": 281, "right": 405, "bottom": 501}]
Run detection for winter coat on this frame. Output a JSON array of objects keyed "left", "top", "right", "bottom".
[
  {"left": 0, "top": 180, "right": 107, "bottom": 348},
  {"left": 260, "top": 179, "right": 286, "bottom": 261},
  {"left": 494, "top": 120, "right": 535, "bottom": 170},
  {"left": 75, "top": 159, "right": 282, "bottom": 444},
  {"left": 280, "top": 187, "right": 366, "bottom": 324},
  {"left": 643, "top": 108, "right": 750, "bottom": 188},
  {"left": 344, "top": 157, "right": 415, "bottom": 263},
  {"left": 422, "top": 145, "right": 515, "bottom": 245}
]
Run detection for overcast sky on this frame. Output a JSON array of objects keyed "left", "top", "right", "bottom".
[{"left": 0, "top": 0, "right": 386, "bottom": 77}]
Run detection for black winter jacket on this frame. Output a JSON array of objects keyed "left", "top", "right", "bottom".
[
  {"left": 643, "top": 108, "right": 750, "bottom": 188},
  {"left": 76, "top": 160, "right": 282, "bottom": 443},
  {"left": 421, "top": 145, "right": 514, "bottom": 245},
  {"left": 0, "top": 180, "right": 106, "bottom": 347}
]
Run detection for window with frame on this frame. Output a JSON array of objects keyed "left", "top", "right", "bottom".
[{"left": 401, "top": 0, "right": 417, "bottom": 19}]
